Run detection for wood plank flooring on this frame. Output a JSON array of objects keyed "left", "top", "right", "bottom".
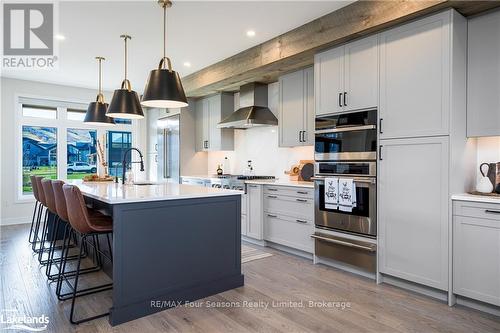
[{"left": 1, "top": 223, "right": 499, "bottom": 333}]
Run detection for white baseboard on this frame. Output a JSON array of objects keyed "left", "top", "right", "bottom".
[
  {"left": 0, "top": 216, "right": 31, "bottom": 226},
  {"left": 379, "top": 273, "right": 448, "bottom": 302},
  {"left": 266, "top": 241, "right": 313, "bottom": 260},
  {"left": 314, "top": 255, "right": 376, "bottom": 280},
  {"left": 456, "top": 296, "right": 500, "bottom": 317}
]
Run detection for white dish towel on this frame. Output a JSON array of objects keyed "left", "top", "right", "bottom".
[
  {"left": 324, "top": 177, "right": 339, "bottom": 210},
  {"left": 338, "top": 178, "right": 357, "bottom": 212}
]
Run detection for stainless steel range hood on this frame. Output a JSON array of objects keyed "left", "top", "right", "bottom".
[{"left": 217, "top": 82, "right": 278, "bottom": 129}]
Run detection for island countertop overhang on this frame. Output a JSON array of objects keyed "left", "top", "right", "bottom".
[{"left": 68, "top": 180, "right": 242, "bottom": 204}]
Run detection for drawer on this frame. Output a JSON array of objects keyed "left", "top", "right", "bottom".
[
  {"left": 453, "top": 200, "right": 500, "bottom": 221},
  {"left": 264, "top": 194, "right": 313, "bottom": 219},
  {"left": 264, "top": 213, "right": 314, "bottom": 253},
  {"left": 264, "top": 185, "right": 313, "bottom": 199}
]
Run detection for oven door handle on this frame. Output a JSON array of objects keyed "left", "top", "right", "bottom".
[
  {"left": 311, "top": 176, "right": 376, "bottom": 184},
  {"left": 310, "top": 235, "right": 376, "bottom": 252},
  {"left": 315, "top": 125, "right": 376, "bottom": 135}
]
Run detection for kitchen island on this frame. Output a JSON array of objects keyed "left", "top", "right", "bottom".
[{"left": 68, "top": 180, "right": 244, "bottom": 326}]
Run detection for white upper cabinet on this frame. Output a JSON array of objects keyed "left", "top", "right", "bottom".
[
  {"left": 467, "top": 10, "right": 500, "bottom": 137},
  {"left": 378, "top": 136, "right": 450, "bottom": 291},
  {"left": 314, "top": 35, "right": 378, "bottom": 116},
  {"left": 379, "top": 11, "right": 452, "bottom": 139},
  {"left": 344, "top": 35, "right": 379, "bottom": 112},
  {"left": 279, "top": 67, "right": 314, "bottom": 147},
  {"left": 195, "top": 93, "right": 234, "bottom": 152}
]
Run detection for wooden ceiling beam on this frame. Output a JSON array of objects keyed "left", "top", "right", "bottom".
[{"left": 183, "top": 0, "right": 500, "bottom": 98}]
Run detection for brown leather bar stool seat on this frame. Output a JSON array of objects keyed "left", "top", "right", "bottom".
[
  {"left": 38, "top": 179, "right": 59, "bottom": 264},
  {"left": 61, "top": 184, "right": 113, "bottom": 324}
]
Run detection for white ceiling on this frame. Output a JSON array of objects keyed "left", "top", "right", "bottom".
[{"left": 2, "top": 1, "right": 352, "bottom": 93}]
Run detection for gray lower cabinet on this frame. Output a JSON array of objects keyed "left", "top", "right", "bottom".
[
  {"left": 247, "top": 184, "right": 263, "bottom": 240},
  {"left": 378, "top": 136, "right": 449, "bottom": 290},
  {"left": 263, "top": 185, "right": 314, "bottom": 253},
  {"left": 195, "top": 93, "right": 234, "bottom": 151},
  {"left": 467, "top": 9, "right": 500, "bottom": 137},
  {"left": 453, "top": 201, "right": 500, "bottom": 306},
  {"left": 279, "top": 67, "right": 314, "bottom": 147}
]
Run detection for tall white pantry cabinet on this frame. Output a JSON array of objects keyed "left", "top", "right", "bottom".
[{"left": 377, "top": 9, "right": 470, "bottom": 297}]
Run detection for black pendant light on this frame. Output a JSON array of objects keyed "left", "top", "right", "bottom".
[
  {"left": 141, "top": 0, "right": 188, "bottom": 109},
  {"left": 106, "top": 35, "right": 144, "bottom": 119},
  {"left": 84, "top": 57, "right": 116, "bottom": 126}
]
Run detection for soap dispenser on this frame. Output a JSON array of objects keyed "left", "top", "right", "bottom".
[{"left": 476, "top": 163, "right": 494, "bottom": 193}]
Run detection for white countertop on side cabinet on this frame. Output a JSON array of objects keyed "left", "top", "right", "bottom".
[{"left": 452, "top": 193, "right": 500, "bottom": 204}]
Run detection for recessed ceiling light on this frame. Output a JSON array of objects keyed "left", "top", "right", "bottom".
[
  {"left": 246, "top": 30, "right": 256, "bottom": 37},
  {"left": 183, "top": 62, "right": 191, "bottom": 68},
  {"left": 54, "top": 34, "right": 65, "bottom": 40}
]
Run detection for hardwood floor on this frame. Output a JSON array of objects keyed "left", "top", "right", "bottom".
[{"left": 1, "top": 223, "right": 499, "bottom": 333}]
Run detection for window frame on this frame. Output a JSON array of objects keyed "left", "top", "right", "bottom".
[{"left": 15, "top": 93, "right": 139, "bottom": 202}]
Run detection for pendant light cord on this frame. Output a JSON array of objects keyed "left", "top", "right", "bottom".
[
  {"left": 163, "top": 3, "right": 167, "bottom": 60},
  {"left": 120, "top": 34, "right": 132, "bottom": 91},
  {"left": 95, "top": 56, "right": 105, "bottom": 103},
  {"left": 159, "top": 0, "right": 172, "bottom": 71}
]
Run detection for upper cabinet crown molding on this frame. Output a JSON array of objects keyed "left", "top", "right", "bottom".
[
  {"left": 314, "top": 34, "right": 378, "bottom": 116},
  {"left": 279, "top": 67, "right": 314, "bottom": 147},
  {"left": 195, "top": 93, "right": 234, "bottom": 152},
  {"left": 467, "top": 9, "right": 500, "bottom": 138}
]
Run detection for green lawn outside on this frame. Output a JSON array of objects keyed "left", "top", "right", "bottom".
[{"left": 22, "top": 167, "right": 95, "bottom": 193}]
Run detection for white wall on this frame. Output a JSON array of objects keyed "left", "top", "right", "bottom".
[
  {"left": 0, "top": 78, "right": 147, "bottom": 225},
  {"left": 207, "top": 82, "right": 313, "bottom": 177}
]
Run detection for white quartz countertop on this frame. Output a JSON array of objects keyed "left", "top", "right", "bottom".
[
  {"left": 181, "top": 175, "right": 314, "bottom": 188},
  {"left": 452, "top": 193, "right": 500, "bottom": 204},
  {"left": 244, "top": 179, "right": 314, "bottom": 188},
  {"left": 68, "top": 180, "right": 242, "bottom": 204}
]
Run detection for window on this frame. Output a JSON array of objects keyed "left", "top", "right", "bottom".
[
  {"left": 108, "top": 131, "right": 132, "bottom": 177},
  {"left": 67, "top": 109, "right": 87, "bottom": 121},
  {"left": 67, "top": 129, "right": 97, "bottom": 179},
  {"left": 17, "top": 96, "right": 136, "bottom": 199},
  {"left": 22, "top": 105, "right": 57, "bottom": 119},
  {"left": 22, "top": 126, "right": 57, "bottom": 193}
]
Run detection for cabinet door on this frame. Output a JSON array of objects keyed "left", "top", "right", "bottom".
[
  {"left": 279, "top": 70, "right": 305, "bottom": 147},
  {"left": 146, "top": 108, "right": 160, "bottom": 153},
  {"left": 378, "top": 136, "right": 449, "bottom": 290},
  {"left": 195, "top": 100, "right": 205, "bottom": 152},
  {"left": 208, "top": 95, "right": 221, "bottom": 150},
  {"left": 454, "top": 215, "right": 500, "bottom": 306},
  {"left": 314, "top": 46, "right": 344, "bottom": 116},
  {"left": 467, "top": 11, "right": 500, "bottom": 137},
  {"left": 247, "top": 184, "right": 263, "bottom": 240},
  {"left": 344, "top": 35, "right": 378, "bottom": 112},
  {"left": 202, "top": 98, "right": 210, "bottom": 150},
  {"left": 303, "top": 67, "right": 315, "bottom": 145},
  {"left": 379, "top": 12, "right": 450, "bottom": 139}
]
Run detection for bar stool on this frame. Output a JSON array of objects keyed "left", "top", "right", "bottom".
[
  {"left": 52, "top": 180, "right": 100, "bottom": 295},
  {"left": 28, "top": 175, "right": 41, "bottom": 245},
  {"left": 33, "top": 176, "right": 49, "bottom": 255},
  {"left": 61, "top": 184, "right": 113, "bottom": 324}
]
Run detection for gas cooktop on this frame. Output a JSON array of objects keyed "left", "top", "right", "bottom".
[{"left": 211, "top": 175, "right": 275, "bottom": 180}]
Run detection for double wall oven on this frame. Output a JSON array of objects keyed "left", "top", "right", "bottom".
[{"left": 312, "top": 110, "right": 378, "bottom": 272}]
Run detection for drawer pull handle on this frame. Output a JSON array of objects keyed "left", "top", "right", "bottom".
[
  {"left": 268, "top": 188, "right": 278, "bottom": 191},
  {"left": 267, "top": 195, "right": 277, "bottom": 199},
  {"left": 296, "top": 198, "right": 308, "bottom": 202},
  {"left": 485, "top": 209, "right": 500, "bottom": 214},
  {"left": 267, "top": 214, "right": 277, "bottom": 218},
  {"left": 297, "top": 191, "right": 309, "bottom": 194},
  {"left": 310, "top": 235, "right": 376, "bottom": 252},
  {"left": 296, "top": 219, "right": 308, "bottom": 224},
  {"left": 249, "top": 185, "right": 258, "bottom": 188}
]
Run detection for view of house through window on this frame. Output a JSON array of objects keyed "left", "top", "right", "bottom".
[
  {"left": 19, "top": 99, "right": 134, "bottom": 197},
  {"left": 108, "top": 131, "right": 132, "bottom": 178},
  {"left": 22, "top": 126, "right": 58, "bottom": 193},
  {"left": 67, "top": 129, "right": 97, "bottom": 179}
]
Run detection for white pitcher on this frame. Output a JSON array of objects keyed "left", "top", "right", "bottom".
[{"left": 476, "top": 163, "right": 494, "bottom": 193}]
